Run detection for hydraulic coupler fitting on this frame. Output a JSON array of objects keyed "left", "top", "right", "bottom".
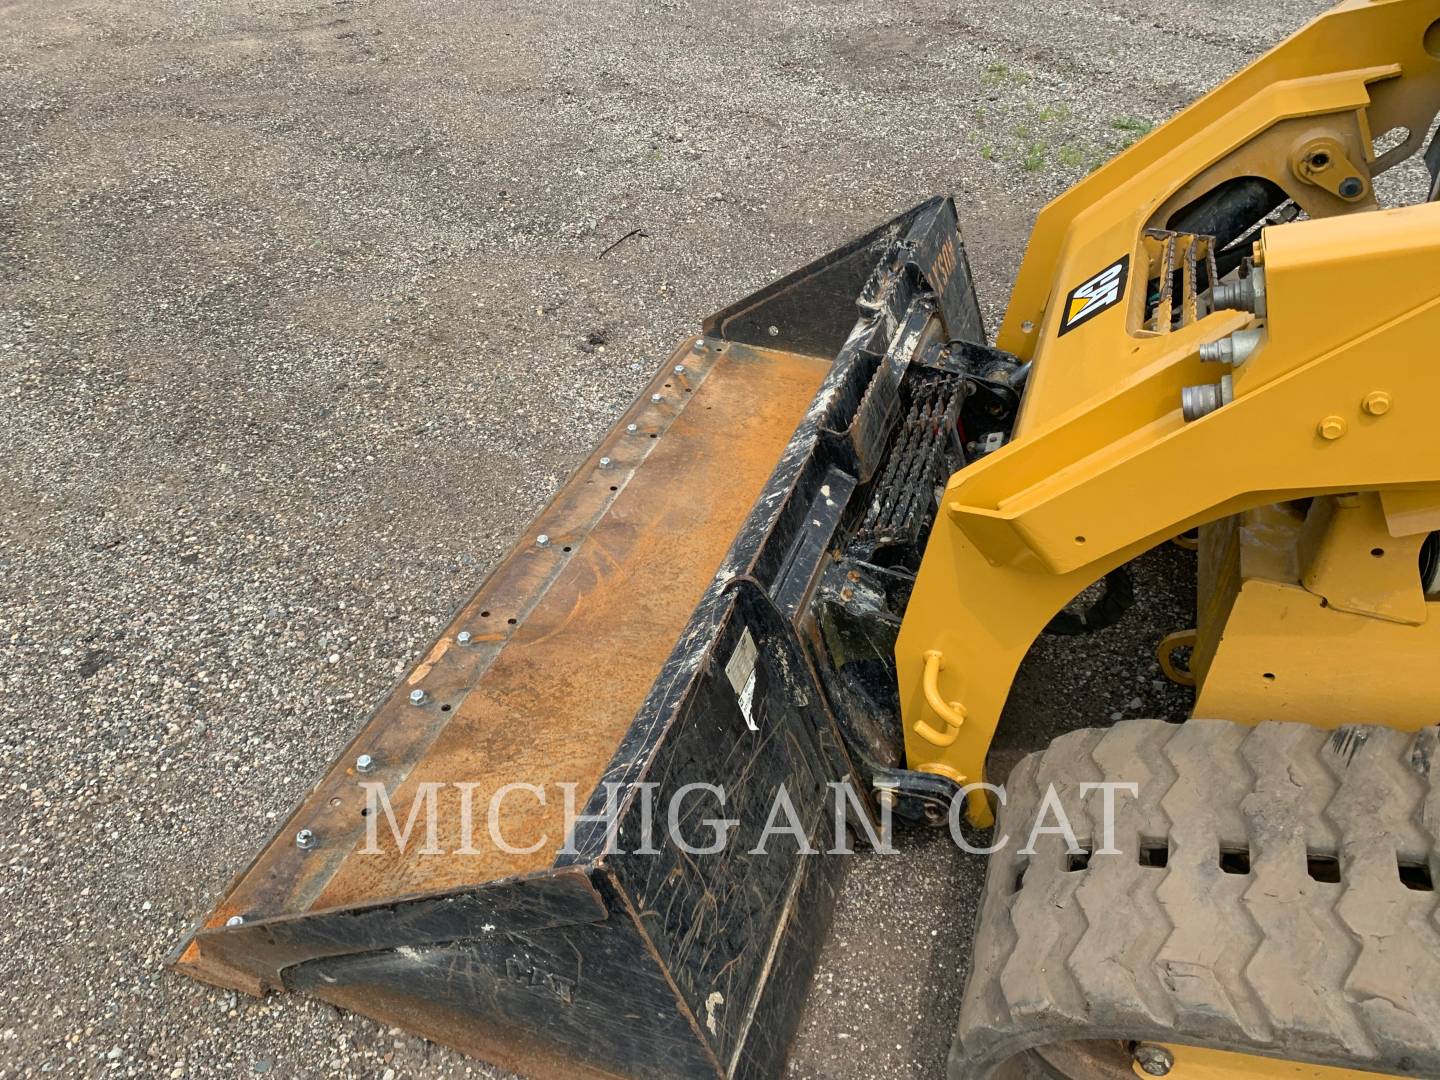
[
  {"left": 1181, "top": 373, "right": 1234, "bottom": 422},
  {"left": 1211, "top": 267, "right": 1267, "bottom": 316},
  {"left": 1198, "top": 328, "right": 1264, "bottom": 366}
]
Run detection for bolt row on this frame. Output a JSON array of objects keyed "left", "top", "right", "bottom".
[{"left": 272, "top": 365, "right": 698, "bottom": 864}]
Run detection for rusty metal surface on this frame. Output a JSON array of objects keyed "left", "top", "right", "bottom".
[
  {"left": 179, "top": 337, "right": 829, "bottom": 939},
  {"left": 167, "top": 196, "right": 981, "bottom": 1079}
]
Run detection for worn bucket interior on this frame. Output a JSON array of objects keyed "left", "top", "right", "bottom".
[{"left": 172, "top": 196, "right": 983, "bottom": 1080}]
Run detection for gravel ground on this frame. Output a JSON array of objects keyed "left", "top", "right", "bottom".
[{"left": 0, "top": 1, "right": 1370, "bottom": 1078}]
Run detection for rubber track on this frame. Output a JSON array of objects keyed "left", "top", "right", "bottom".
[{"left": 951, "top": 719, "right": 1440, "bottom": 1079}]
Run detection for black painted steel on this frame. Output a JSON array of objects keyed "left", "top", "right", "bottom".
[{"left": 218, "top": 197, "right": 996, "bottom": 1080}]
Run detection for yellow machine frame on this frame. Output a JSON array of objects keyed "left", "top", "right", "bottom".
[
  {"left": 894, "top": 0, "right": 1440, "bottom": 826},
  {"left": 1131, "top": 1043, "right": 1404, "bottom": 1079},
  {"left": 1190, "top": 495, "right": 1440, "bottom": 728}
]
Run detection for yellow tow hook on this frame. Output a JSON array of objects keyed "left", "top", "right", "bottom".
[
  {"left": 1157, "top": 628, "right": 1198, "bottom": 687},
  {"left": 915, "top": 650, "right": 967, "bottom": 747}
]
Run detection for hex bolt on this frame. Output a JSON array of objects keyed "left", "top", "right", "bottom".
[
  {"left": 1211, "top": 267, "right": 1266, "bottom": 316},
  {"left": 1317, "top": 415, "right": 1348, "bottom": 440},
  {"left": 1339, "top": 176, "right": 1365, "bottom": 199},
  {"left": 1181, "top": 373, "right": 1234, "bottom": 422},
  {"left": 456, "top": 630, "right": 472, "bottom": 645},
  {"left": 626, "top": 423, "right": 639, "bottom": 434},
  {"left": 295, "top": 828, "right": 317, "bottom": 850},
  {"left": 1133, "top": 1045, "right": 1174, "bottom": 1076},
  {"left": 356, "top": 753, "right": 376, "bottom": 774},
  {"left": 651, "top": 393, "right": 663, "bottom": 403},
  {"left": 536, "top": 533, "right": 550, "bottom": 547},
  {"left": 1363, "top": 391, "right": 1392, "bottom": 416},
  {"left": 599, "top": 456, "right": 613, "bottom": 469},
  {"left": 1198, "top": 328, "right": 1263, "bottom": 366},
  {"left": 225, "top": 915, "right": 246, "bottom": 927},
  {"left": 409, "top": 688, "right": 427, "bottom": 705},
  {"left": 674, "top": 364, "right": 687, "bottom": 374}
]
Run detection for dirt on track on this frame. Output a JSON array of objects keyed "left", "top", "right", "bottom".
[{"left": 1, "top": 1, "right": 1340, "bottom": 1078}]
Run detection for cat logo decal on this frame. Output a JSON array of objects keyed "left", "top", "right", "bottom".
[{"left": 1059, "top": 255, "right": 1129, "bottom": 336}]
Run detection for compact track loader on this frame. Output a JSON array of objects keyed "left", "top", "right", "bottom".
[{"left": 175, "top": 1, "right": 1440, "bottom": 1077}]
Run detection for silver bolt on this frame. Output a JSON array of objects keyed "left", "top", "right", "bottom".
[
  {"left": 456, "top": 630, "right": 472, "bottom": 645},
  {"left": 536, "top": 533, "right": 550, "bottom": 547},
  {"left": 599, "top": 456, "right": 613, "bottom": 468},
  {"left": 651, "top": 393, "right": 663, "bottom": 403},
  {"left": 1133, "top": 1045, "right": 1174, "bottom": 1076},
  {"left": 626, "top": 423, "right": 638, "bottom": 434},
  {"left": 295, "top": 828, "right": 317, "bottom": 850},
  {"left": 1198, "top": 328, "right": 1263, "bottom": 366},
  {"left": 674, "top": 364, "right": 687, "bottom": 374},
  {"left": 225, "top": 915, "right": 245, "bottom": 927},
  {"left": 767, "top": 325, "right": 780, "bottom": 337},
  {"left": 356, "top": 753, "right": 375, "bottom": 774},
  {"left": 1181, "top": 373, "right": 1234, "bottom": 421},
  {"left": 409, "top": 688, "right": 427, "bottom": 705}
]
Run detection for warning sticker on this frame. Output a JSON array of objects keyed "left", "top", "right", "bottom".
[{"left": 724, "top": 628, "right": 760, "bottom": 732}]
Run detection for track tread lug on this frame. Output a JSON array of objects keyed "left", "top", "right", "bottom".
[{"left": 951, "top": 719, "right": 1440, "bottom": 1080}]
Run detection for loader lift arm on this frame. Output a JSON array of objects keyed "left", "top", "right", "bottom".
[{"left": 895, "top": 0, "right": 1440, "bottom": 825}]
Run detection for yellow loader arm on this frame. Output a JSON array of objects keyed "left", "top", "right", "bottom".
[{"left": 896, "top": 0, "right": 1440, "bottom": 824}]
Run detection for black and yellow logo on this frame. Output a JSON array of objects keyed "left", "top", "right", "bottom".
[{"left": 1058, "top": 255, "right": 1129, "bottom": 336}]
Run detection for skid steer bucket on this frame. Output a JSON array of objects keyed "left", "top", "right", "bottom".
[{"left": 173, "top": 195, "right": 985, "bottom": 1080}]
